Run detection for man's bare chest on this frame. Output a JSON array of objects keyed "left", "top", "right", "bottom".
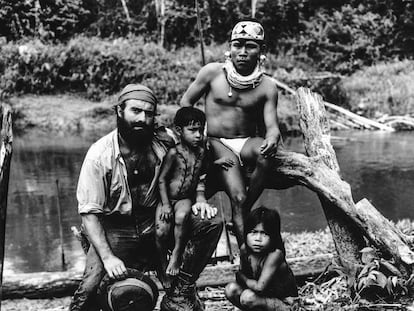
[
  {"left": 124, "top": 149, "right": 157, "bottom": 186},
  {"left": 209, "top": 75, "right": 265, "bottom": 110}
]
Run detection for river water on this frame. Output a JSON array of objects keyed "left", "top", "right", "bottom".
[{"left": 4, "top": 131, "right": 414, "bottom": 274}]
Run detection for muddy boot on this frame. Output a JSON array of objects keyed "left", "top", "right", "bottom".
[{"left": 160, "top": 274, "right": 204, "bottom": 311}]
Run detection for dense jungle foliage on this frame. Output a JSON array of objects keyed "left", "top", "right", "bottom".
[
  {"left": 1, "top": 0, "right": 413, "bottom": 70},
  {"left": 0, "top": 0, "right": 413, "bottom": 107}
]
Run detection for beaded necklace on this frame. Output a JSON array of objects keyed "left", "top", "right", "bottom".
[{"left": 222, "top": 57, "right": 265, "bottom": 97}]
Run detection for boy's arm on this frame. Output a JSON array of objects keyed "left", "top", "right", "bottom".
[
  {"left": 195, "top": 150, "right": 208, "bottom": 203},
  {"left": 260, "top": 82, "right": 281, "bottom": 158},
  {"left": 244, "top": 250, "right": 284, "bottom": 294},
  {"left": 180, "top": 63, "right": 219, "bottom": 107},
  {"left": 158, "top": 148, "right": 176, "bottom": 221}
]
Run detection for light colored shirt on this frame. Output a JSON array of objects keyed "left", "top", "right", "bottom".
[{"left": 77, "top": 129, "right": 174, "bottom": 215}]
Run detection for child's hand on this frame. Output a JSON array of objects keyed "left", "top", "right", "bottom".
[
  {"left": 214, "top": 157, "right": 235, "bottom": 170},
  {"left": 159, "top": 204, "right": 173, "bottom": 222}
]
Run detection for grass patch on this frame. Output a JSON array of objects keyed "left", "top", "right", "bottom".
[{"left": 341, "top": 59, "right": 414, "bottom": 117}]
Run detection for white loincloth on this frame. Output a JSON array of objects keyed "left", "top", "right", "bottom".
[{"left": 220, "top": 137, "right": 249, "bottom": 165}]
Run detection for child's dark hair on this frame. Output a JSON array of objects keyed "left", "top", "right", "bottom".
[
  {"left": 174, "top": 107, "right": 206, "bottom": 128},
  {"left": 244, "top": 206, "right": 285, "bottom": 254}
]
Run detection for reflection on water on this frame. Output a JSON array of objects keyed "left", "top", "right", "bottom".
[{"left": 4, "top": 131, "right": 414, "bottom": 274}]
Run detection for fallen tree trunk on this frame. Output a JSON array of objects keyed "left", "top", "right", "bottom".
[
  {"left": 273, "top": 78, "right": 395, "bottom": 132},
  {"left": 2, "top": 254, "right": 334, "bottom": 299}
]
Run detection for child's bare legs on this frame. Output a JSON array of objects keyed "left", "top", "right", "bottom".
[
  {"left": 240, "top": 289, "right": 290, "bottom": 311},
  {"left": 209, "top": 138, "right": 246, "bottom": 246},
  {"left": 166, "top": 198, "right": 192, "bottom": 276},
  {"left": 155, "top": 205, "right": 173, "bottom": 289},
  {"left": 224, "top": 282, "right": 245, "bottom": 309},
  {"left": 240, "top": 138, "right": 272, "bottom": 217}
]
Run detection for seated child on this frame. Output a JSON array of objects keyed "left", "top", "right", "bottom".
[
  {"left": 225, "top": 206, "right": 298, "bottom": 311},
  {"left": 155, "top": 107, "right": 215, "bottom": 288}
]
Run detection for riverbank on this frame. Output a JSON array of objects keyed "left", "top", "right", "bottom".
[
  {"left": 7, "top": 92, "right": 302, "bottom": 135},
  {"left": 5, "top": 58, "right": 414, "bottom": 136}
]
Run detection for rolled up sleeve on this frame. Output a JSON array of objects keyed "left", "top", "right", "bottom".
[{"left": 77, "top": 158, "right": 106, "bottom": 215}]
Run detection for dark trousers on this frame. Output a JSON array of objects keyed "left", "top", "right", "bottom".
[{"left": 69, "top": 212, "right": 223, "bottom": 311}]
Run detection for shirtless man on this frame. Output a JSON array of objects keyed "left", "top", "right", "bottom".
[{"left": 181, "top": 20, "right": 281, "bottom": 246}]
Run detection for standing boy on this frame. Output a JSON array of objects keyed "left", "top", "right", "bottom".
[
  {"left": 156, "top": 107, "right": 216, "bottom": 288},
  {"left": 181, "top": 20, "right": 281, "bottom": 246}
]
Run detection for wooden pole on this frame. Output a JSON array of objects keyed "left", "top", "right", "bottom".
[
  {"left": 55, "top": 179, "right": 66, "bottom": 270},
  {"left": 120, "top": 0, "right": 131, "bottom": 33},
  {"left": 195, "top": 0, "right": 206, "bottom": 66},
  {"left": 0, "top": 104, "right": 13, "bottom": 304},
  {"left": 251, "top": 0, "right": 257, "bottom": 17}
]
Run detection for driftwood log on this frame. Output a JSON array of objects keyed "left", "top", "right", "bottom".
[
  {"left": 3, "top": 87, "right": 414, "bottom": 299},
  {"left": 0, "top": 104, "right": 13, "bottom": 302},
  {"left": 273, "top": 78, "right": 395, "bottom": 132},
  {"left": 2, "top": 253, "right": 334, "bottom": 299}
]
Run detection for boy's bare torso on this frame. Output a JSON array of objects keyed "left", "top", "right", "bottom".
[
  {"left": 205, "top": 63, "right": 273, "bottom": 139},
  {"left": 167, "top": 144, "right": 204, "bottom": 201}
]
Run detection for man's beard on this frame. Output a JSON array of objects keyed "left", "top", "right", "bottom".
[{"left": 117, "top": 116, "right": 153, "bottom": 148}]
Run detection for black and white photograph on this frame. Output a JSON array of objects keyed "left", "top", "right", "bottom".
[{"left": 0, "top": 0, "right": 414, "bottom": 310}]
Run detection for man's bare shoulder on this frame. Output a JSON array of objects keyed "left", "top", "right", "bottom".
[
  {"left": 261, "top": 75, "right": 278, "bottom": 91},
  {"left": 198, "top": 62, "right": 224, "bottom": 80}
]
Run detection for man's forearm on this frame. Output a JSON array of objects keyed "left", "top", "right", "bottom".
[{"left": 82, "top": 213, "right": 114, "bottom": 260}]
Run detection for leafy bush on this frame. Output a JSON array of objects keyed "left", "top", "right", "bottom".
[
  {"left": 1, "top": 35, "right": 351, "bottom": 107},
  {"left": 0, "top": 36, "right": 226, "bottom": 104},
  {"left": 292, "top": 5, "right": 396, "bottom": 74},
  {"left": 341, "top": 60, "right": 414, "bottom": 116}
]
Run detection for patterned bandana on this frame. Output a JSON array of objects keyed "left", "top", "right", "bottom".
[
  {"left": 118, "top": 84, "right": 157, "bottom": 106},
  {"left": 231, "top": 21, "right": 264, "bottom": 42}
]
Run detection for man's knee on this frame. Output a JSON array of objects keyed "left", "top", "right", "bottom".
[
  {"left": 175, "top": 210, "right": 189, "bottom": 225},
  {"left": 156, "top": 221, "right": 171, "bottom": 241},
  {"left": 224, "top": 282, "right": 240, "bottom": 299},
  {"left": 229, "top": 189, "right": 246, "bottom": 206},
  {"left": 240, "top": 289, "right": 258, "bottom": 309}
]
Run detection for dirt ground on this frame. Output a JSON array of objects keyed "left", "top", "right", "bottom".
[{"left": 1, "top": 288, "right": 235, "bottom": 311}]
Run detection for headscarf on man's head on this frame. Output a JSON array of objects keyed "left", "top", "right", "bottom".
[
  {"left": 118, "top": 84, "right": 157, "bottom": 107},
  {"left": 231, "top": 21, "right": 265, "bottom": 42}
]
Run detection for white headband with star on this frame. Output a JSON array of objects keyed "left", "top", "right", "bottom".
[{"left": 231, "top": 21, "right": 264, "bottom": 41}]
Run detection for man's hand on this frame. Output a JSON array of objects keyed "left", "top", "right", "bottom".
[
  {"left": 192, "top": 202, "right": 218, "bottom": 219},
  {"left": 214, "top": 157, "right": 236, "bottom": 171},
  {"left": 159, "top": 204, "right": 173, "bottom": 222},
  {"left": 260, "top": 136, "right": 280, "bottom": 158},
  {"left": 102, "top": 255, "right": 128, "bottom": 280}
]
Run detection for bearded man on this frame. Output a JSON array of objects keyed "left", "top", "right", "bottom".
[
  {"left": 69, "top": 84, "right": 222, "bottom": 311},
  {"left": 181, "top": 20, "right": 281, "bottom": 246}
]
